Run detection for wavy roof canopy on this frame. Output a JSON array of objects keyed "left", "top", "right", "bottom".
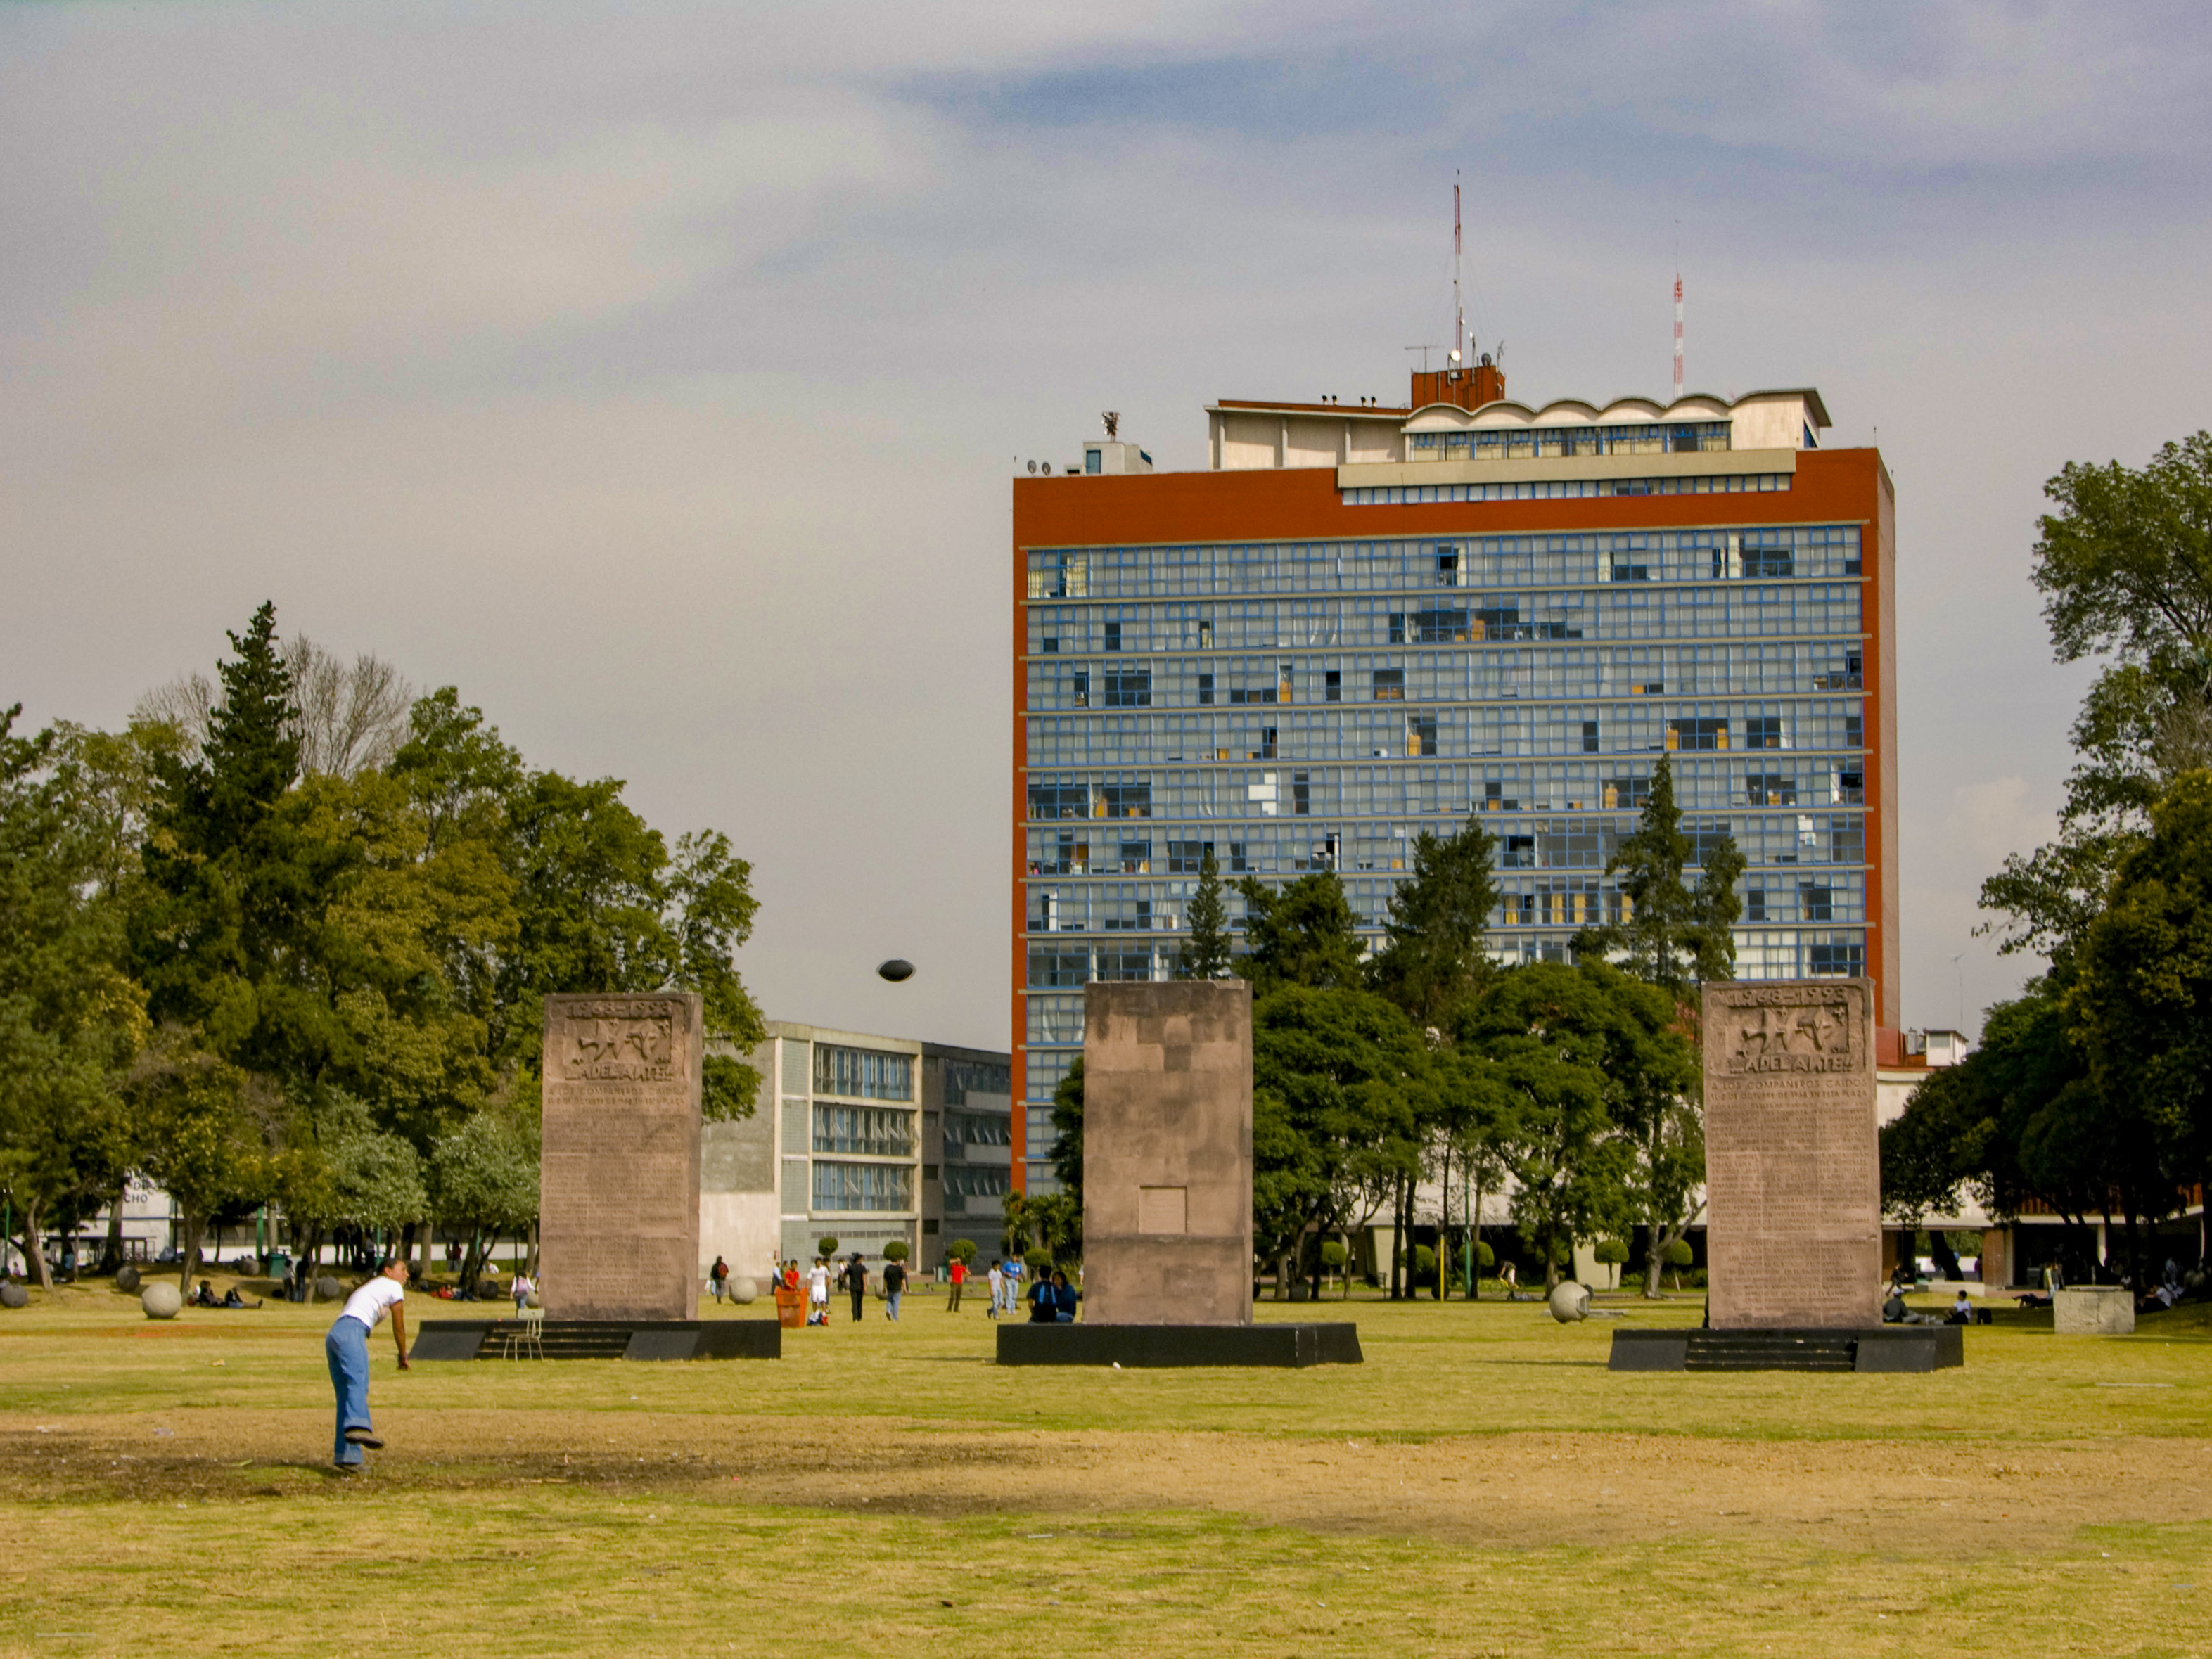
[{"left": 1401, "top": 388, "right": 1829, "bottom": 433}]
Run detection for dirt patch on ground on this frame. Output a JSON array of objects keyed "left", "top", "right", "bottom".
[{"left": 5, "top": 1409, "right": 2206, "bottom": 1554}]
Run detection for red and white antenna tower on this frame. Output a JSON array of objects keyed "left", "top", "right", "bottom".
[
  {"left": 1452, "top": 177, "right": 1464, "bottom": 369},
  {"left": 1672, "top": 272, "right": 1684, "bottom": 397}
]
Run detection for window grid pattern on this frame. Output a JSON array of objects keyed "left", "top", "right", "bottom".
[{"left": 1021, "top": 523, "right": 1869, "bottom": 1112}]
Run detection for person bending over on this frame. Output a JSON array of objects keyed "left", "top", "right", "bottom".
[{"left": 326, "top": 1257, "right": 409, "bottom": 1472}]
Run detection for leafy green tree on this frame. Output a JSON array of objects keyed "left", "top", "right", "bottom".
[
  {"left": 427, "top": 1106, "right": 539, "bottom": 1288},
  {"left": 1251, "top": 986, "right": 1431, "bottom": 1300},
  {"left": 127, "top": 1031, "right": 283, "bottom": 1290},
  {"left": 499, "top": 768, "right": 765, "bottom": 1119},
  {"left": 1176, "top": 845, "right": 1234, "bottom": 980},
  {"left": 0, "top": 709, "right": 145, "bottom": 1288},
  {"left": 1571, "top": 755, "right": 1741, "bottom": 997},
  {"left": 1048, "top": 1057, "right": 1084, "bottom": 1200},
  {"left": 1454, "top": 963, "right": 1656, "bottom": 1290},
  {"left": 1983, "top": 433, "right": 2212, "bottom": 962},
  {"left": 1368, "top": 811, "right": 1500, "bottom": 1027},
  {"left": 2069, "top": 768, "right": 2212, "bottom": 1262},
  {"left": 1561, "top": 756, "right": 1731, "bottom": 1299},
  {"left": 1236, "top": 871, "right": 1366, "bottom": 994}
]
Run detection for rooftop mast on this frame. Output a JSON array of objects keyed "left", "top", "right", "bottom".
[
  {"left": 1452, "top": 177, "right": 1464, "bottom": 369},
  {"left": 1673, "top": 272, "right": 1684, "bottom": 398}
]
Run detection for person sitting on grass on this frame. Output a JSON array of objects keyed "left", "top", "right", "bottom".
[
  {"left": 195, "top": 1280, "right": 219, "bottom": 1307},
  {"left": 1051, "top": 1269, "right": 1078, "bottom": 1323},
  {"left": 221, "top": 1286, "right": 263, "bottom": 1309}
]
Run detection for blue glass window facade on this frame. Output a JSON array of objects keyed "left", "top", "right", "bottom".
[{"left": 1018, "top": 523, "right": 1870, "bottom": 1190}]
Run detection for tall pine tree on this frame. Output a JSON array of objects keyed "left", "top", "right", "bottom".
[
  {"left": 1369, "top": 810, "right": 1500, "bottom": 1027},
  {"left": 1569, "top": 752, "right": 1741, "bottom": 1298},
  {"left": 1177, "top": 845, "right": 1233, "bottom": 979}
]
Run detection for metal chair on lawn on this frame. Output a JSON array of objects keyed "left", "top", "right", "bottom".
[{"left": 502, "top": 1306, "right": 544, "bottom": 1361}]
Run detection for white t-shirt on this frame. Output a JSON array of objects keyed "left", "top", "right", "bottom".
[
  {"left": 807, "top": 1264, "right": 830, "bottom": 1302},
  {"left": 340, "top": 1276, "right": 407, "bottom": 1331}
]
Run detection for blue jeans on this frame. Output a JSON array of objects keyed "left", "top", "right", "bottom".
[
  {"left": 886, "top": 1290, "right": 902, "bottom": 1321},
  {"left": 326, "top": 1317, "right": 371, "bottom": 1466}
]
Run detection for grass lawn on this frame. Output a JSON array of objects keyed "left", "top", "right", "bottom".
[{"left": 2, "top": 1276, "right": 2208, "bottom": 1657}]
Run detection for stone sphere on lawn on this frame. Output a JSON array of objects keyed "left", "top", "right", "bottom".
[
  {"left": 727, "top": 1276, "right": 757, "bottom": 1305},
  {"left": 0, "top": 1282, "right": 29, "bottom": 1309},
  {"left": 141, "top": 1281, "right": 183, "bottom": 1319},
  {"left": 115, "top": 1264, "right": 142, "bottom": 1293},
  {"left": 315, "top": 1275, "right": 343, "bottom": 1302},
  {"left": 1547, "top": 1281, "right": 1591, "bottom": 1324}
]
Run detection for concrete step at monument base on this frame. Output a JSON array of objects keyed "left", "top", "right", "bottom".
[{"left": 1683, "top": 1330, "right": 1859, "bottom": 1371}]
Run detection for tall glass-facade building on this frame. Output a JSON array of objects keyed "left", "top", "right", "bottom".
[{"left": 1011, "top": 368, "right": 1897, "bottom": 1193}]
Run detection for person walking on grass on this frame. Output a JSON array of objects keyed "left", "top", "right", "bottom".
[
  {"left": 511, "top": 1269, "right": 534, "bottom": 1317},
  {"left": 845, "top": 1253, "right": 868, "bottom": 1324},
  {"left": 327, "top": 1257, "right": 409, "bottom": 1473},
  {"left": 986, "top": 1257, "right": 1004, "bottom": 1321},
  {"left": 883, "top": 1254, "right": 906, "bottom": 1321},
  {"left": 946, "top": 1255, "right": 966, "bottom": 1314},
  {"left": 807, "top": 1257, "right": 831, "bottom": 1325},
  {"left": 709, "top": 1255, "right": 729, "bottom": 1305}
]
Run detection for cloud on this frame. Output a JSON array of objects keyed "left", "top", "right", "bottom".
[{"left": 3, "top": 0, "right": 2208, "bottom": 1052}]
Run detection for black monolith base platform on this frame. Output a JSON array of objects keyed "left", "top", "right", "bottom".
[
  {"left": 411, "top": 1318, "right": 780, "bottom": 1362},
  {"left": 1609, "top": 1326, "right": 1962, "bottom": 1373},
  {"left": 997, "top": 1321, "right": 1361, "bottom": 1368}
]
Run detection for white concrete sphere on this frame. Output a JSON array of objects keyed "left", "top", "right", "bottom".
[
  {"left": 141, "top": 1281, "right": 183, "bottom": 1319},
  {"left": 115, "top": 1264, "right": 143, "bottom": 1293},
  {"left": 727, "top": 1276, "right": 758, "bottom": 1305},
  {"left": 1547, "top": 1281, "right": 1591, "bottom": 1324},
  {"left": 0, "top": 1283, "right": 28, "bottom": 1309}
]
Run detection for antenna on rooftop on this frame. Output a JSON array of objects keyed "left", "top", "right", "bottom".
[
  {"left": 1452, "top": 174, "right": 1465, "bottom": 369},
  {"left": 1101, "top": 411, "right": 1120, "bottom": 439},
  {"left": 1673, "top": 272, "right": 1684, "bottom": 399}
]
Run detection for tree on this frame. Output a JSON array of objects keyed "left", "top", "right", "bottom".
[
  {"left": 499, "top": 768, "right": 765, "bottom": 1119},
  {"left": 1983, "top": 433, "right": 2212, "bottom": 962},
  {"left": 1563, "top": 756, "right": 1732, "bottom": 1298},
  {"left": 1236, "top": 871, "right": 1366, "bottom": 994},
  {"left": 0, "top": 708, "right": 145, "bottom": 1288},
  {"left": 2069, "top": 768, "right": 2212, "bottom": 1256},
  {"left": 1455, "top": 963, "right": 1654, "bottom": 1290},
  {"left": 427, "top": 1106, "right": 539, "bottom": 1288},
  {"left": 1048, "top": 1058, "right": 1084, "bottom": 1200},
  {"left": 1176, "top": 845, "right": 1234, "bottom": 980},
  {"left": 1571, "top": 755, "right": 1742, "bottom": 997},
  {"left": 1368, "top": 811, "right": 1500, "bottom": 1027},
  {"left": 127, "top": 1032, "right": 283, "bottom": 1290},
  {"left": 1251, "top": 986, "right": 1430, "bottom": 1300}
]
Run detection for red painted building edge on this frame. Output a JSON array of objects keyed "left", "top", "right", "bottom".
[{"left": 1010, "top": 448, "right": 1898, "bottom": 1187}]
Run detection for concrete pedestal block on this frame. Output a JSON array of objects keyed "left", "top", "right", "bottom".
[{"left": 2054, "top": 1286, "right": 2135, "bottom": 1335}]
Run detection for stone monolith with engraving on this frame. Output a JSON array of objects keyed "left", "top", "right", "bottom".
[
  {"left": 1701, "top": 978, "right": 1879, "bottom": 1330},
  {"left": 538, "top": 992, "right": 703, "bottom": 1322}
]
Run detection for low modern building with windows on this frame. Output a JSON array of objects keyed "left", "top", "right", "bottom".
[
  {"left": 702, "top": 1020, "right": 1011, "bottom": 1280},
  {"left": 1013, "top": 359, "right": 1899, "bottom": 1193}
]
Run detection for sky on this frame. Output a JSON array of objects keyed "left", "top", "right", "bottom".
[{"left": 4, "top": 0, "right": 2208, "bottom": 1051}]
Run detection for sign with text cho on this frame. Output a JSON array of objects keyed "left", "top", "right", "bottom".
[
  {"left": 1700, "top": 979, "right": 1879, "bottom": 1331},
  {"left": 539, "top": 992, "right": 703, "bottom": 1322}
]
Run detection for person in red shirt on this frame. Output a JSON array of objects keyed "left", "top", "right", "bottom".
[{"left": 947, "top": 1256, "right": 967, "bottom": 1313}]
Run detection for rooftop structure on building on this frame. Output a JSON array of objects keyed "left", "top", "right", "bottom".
[{"left": 1012, "top": 350, "right": 1898, "bottom": 1195}]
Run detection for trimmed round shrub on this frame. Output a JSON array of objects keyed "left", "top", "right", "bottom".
[
  {"left": 817, "top": 1236, "right": 840, "bottom": 1259},
  {"left": 1412, "top": 1244, "right": 1437, "bottom": 1283},
  {"left": 946, "top": 1238, "right": 978, "bottom": 1265},
  {"left": 1476, "top": 1241, "right": 1495, "bottom": 1269},
  {"left": 1023, "top": 1248, "right": 1053, "bottom": 1274},
  {"left": 883, "top": 1241, "right": 910, "bottom": 1262},
  {"left": 1319, "top": 1240, "right": 1348, "bottom": 1269},
  {"left": 1663, "top": 1239, "right": 1695, "bottom": 1268},
  {"left": 1593, "top": 1239, "right": 1630, "bottom": 1267}
]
